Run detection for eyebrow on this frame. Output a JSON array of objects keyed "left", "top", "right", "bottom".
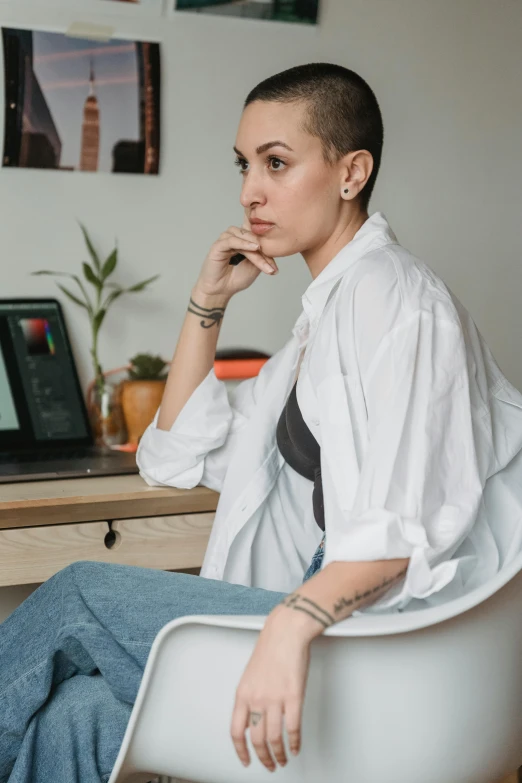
[{"left": 233, "top": 141, "right": 294, "bottom": 157}]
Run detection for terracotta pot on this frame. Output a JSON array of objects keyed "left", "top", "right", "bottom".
[{"left": 121, "top": 379, "right": 166, "bottom": 446}]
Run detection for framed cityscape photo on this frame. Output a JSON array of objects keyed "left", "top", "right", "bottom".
[
  {"left": 12, "top": 0, "right": 166, "bottom": 15},
  {"left": 171, "top": 0, "right": 320, "bottom": 25},
  {"left": 2, "top": 27, "right": 161, "bottom": 174}
]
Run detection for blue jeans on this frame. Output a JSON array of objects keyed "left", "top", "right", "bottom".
[
  {"left": 0, "top": 562, "right": 287, "bottom": 783},
  {"left": 303, "top": 533, "right": 326, "bottom": 582}
]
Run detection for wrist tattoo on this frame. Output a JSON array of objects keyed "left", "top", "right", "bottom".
[
  {"left": 332, "top": 565, "right": 408, "bottom": 615},
  {"left": 281, "top": 593, "right": 335, "bottom": 629},
  {"left": 187, "top": 296, "right": 226, "bottom": 329}
]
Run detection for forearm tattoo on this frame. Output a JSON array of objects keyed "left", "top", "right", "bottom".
[
  {"left": 281, "top": 564, "right": 408, "bottom": 630},
  {"left": 281, "top": 594, "right": 335, "bottom": 629},
  {"left": 332, "top": 564, "right": 408, "bottom": 616},
  {"left": 187, "top": 296, "right": 226, "bottom": 329}
]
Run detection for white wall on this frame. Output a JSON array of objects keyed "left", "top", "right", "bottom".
[{"left": 0, "top": 0, "right": 521, "bottom": 395}]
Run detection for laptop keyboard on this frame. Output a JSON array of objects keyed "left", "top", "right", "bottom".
[{"left": 0, "top": 447, "right": 112, "bottom": 464}]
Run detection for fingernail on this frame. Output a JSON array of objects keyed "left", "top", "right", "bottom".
[
  {"left": 248, "top": 242, "right": 259, "bottom": 248},
  {"left": 264, "top": 263, "right": 274, "bottom": 273}
]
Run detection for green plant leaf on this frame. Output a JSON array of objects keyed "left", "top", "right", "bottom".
[
  {"left": 57, "top": 284, "right": 87, "bottom": 309},
  {"left": 102, "top": 288, "right": 124, "bottom": 310},
  {"left": 127, "top": 274, "right": 160, "bottom": 293},
  {"left": 78, "top": 223, "right": 102, "bottom": 272},
  {"left": 70, "top": 274, "right": 92, "bottom": 309},
  {"left": 32, "top": 270, "right": 93, "bottom": 314},
  {"left": 101, "top": 248, "right": 117, "bottom": 281},
  {"left": 83, "top": 262, "right": 101, "bottom": 289},
  {"left": 93, "top": 309, "right": 106, "bottom": 333}
]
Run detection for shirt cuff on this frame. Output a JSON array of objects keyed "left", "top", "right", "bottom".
[
  {"left": 322, "top": 510, "right": 464, "bottom": 612},
  {"left": 136, "top": 367, "right": 233, "bottom": 489}
]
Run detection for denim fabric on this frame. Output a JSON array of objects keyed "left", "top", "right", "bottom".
[
  {"left": 0, "top": 562, "right": 287, "bottom": 783},
  {"left": 302, "top": 534, "right": 326, "bottom": 582}
]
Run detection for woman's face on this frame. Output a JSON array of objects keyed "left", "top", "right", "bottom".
[{"left": 234, "top": 100, "right": 361, "bottom": 260}]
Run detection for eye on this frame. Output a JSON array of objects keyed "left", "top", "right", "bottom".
[
  {"left": 233, "top": 155, "right": 287, "bottom": 174},
  {"left": 234, "top": 156, "right": 248, "bottom": 173},
  {"left": 267, "top": 155, "right": 286, "bottom": 172}
]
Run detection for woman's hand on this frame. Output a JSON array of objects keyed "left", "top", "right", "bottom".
[
  {"left": 194, "top": 214, "right": 278, "bottom": 301},
  {"left": 230, "top": 605, "right": 312, "bottom": 772}
]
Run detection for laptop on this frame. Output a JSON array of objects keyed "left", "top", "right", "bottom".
[{"left": 0, "top": 298, "right": 139, "bottom": 483}]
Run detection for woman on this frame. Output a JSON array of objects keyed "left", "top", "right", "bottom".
[{"left": 2, "top": 62, "right": 522, "bottom": 782}]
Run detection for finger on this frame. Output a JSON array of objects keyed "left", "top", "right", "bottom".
[
  {"left": 218, "top": 235, "right": 261, "bottom": 254},
  {"left": 227, "top": 224, "right": 259, "bottom": 245},
  {"left": 226, "top": 225, "right": 278, "bottom": 269},
  {"left": 233, "top": 238, "right": 278, "bottom": 273},
  {"left": 219, "top": 225, "right": 257, "bottom": 246},
  {"left": 249, "top": 708, "right": 276, "bottom": 772},
  {"left": 215, "top": 239, "right": 276, "bottom": 275},
  {"left": 230, "top": 699, "right": 251, "bottom": 767},
  {"left": 220, "top": 228, "right": 278, "bottom": 272},
  {"left": 241, "top": 250, "right": 278, "bottom": 274},
  {"left": 266, "top": 703, "right": 287, "bottom": 767},
  {"left": 236, "top": 219, "right": 279, "bottom": 271},
  {"left": 284, "top": 697, "right": 303, "bottom": 756}
]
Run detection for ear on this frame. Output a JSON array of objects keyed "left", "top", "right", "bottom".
[{"left": 340, "top": 149, "right": 374, "bottom": 198}]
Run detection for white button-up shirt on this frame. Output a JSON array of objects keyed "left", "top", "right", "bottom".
[{"left": 137, "top": 211, "right": 522, "bottom": 614}]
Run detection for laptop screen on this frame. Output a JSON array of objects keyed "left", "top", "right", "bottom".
[{"left": 0, "top": 299, "right": 92, "bottom": 449}]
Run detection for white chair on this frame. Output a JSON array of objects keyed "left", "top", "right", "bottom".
[{"left": 109, "top": 550, "right": 522, "bottom": 783}]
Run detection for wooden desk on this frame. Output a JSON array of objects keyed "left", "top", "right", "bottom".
[{"left": 0, "top": 475, "right": 219, "bottom": 587}]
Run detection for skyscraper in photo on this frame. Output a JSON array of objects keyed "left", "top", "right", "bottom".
[
  {"left": 2, "top": 29, "right": 62, "bottom": 169},
  {"left": 80, "top": 60, "right": 100, "bottom": 171}
]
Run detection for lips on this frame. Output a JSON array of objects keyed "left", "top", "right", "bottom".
[{"left": 251, "top": 222, "right": 274, "bottom": 235}]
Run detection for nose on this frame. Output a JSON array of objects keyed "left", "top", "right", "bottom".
[{"left": 239, "top": 169, "right": 267, "bottom": 210}]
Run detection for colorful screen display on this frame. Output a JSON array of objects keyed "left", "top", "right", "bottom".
[{"left": 20, "top": 318, "right": 56, "bottom": 356}]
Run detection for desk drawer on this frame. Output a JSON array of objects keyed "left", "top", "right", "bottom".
[{"left": 0, "top": 513, "right": 215, "bottom": 586}]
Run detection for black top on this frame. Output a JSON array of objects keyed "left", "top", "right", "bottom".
[{"left": 276, "top": 380, "right": 325, "bottom": 531}]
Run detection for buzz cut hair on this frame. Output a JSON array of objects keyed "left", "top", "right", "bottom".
[{"left": 244, "top": 62, "right": 384, "bottom": 211}]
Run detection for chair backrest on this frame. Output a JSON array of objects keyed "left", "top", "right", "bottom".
[{"left": 110, "top": 559, "right": 522, "bottom": 783}]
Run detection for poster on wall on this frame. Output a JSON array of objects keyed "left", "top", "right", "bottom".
[
  {"left": 172, "top": 0, "right": 320, "bottom": 25},
  {"left": 103, "top": 0, "right": 160, "bottom": 4},
  {"left": 12, "top": 0, "right": 165, "bottom": 14},
  {"left": 100, "top": 0, "right": 164, "bottom": 7},
  {"left": 2, "top": 28, "right": 161, "bottom": 174}
]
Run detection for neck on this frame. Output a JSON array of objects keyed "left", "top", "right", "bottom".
[{"left": 303, "top": 209, "right": 369, "bottom": 280}]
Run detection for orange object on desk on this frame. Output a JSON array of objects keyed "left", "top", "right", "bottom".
[{"left": 213, "top": 358, "right": 269, "bottom": 380}]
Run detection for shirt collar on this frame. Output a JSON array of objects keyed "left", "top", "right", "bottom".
[{"left": 293, "top": 211, "right": 398, "bottom": 338}]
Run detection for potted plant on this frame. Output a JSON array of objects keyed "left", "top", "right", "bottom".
[
  {"left": 32, "top": 224, "right": 159, "bottom": 448},
  {"left": 121, "top": 353, "right": 169, "bottom": 446}
]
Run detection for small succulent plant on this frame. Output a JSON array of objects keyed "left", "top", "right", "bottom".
[{"left": 127, "top": 353, "right": 168, "bottom": 381}]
